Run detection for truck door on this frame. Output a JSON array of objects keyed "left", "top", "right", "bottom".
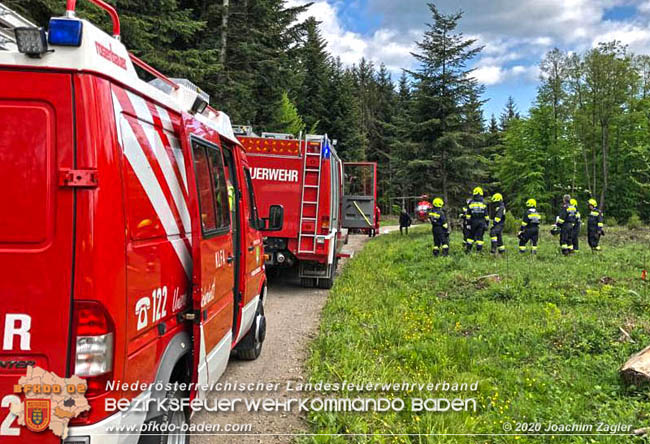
[
  {"left": 0, "top": 71, "right": 74, "bottom": 444},
  {"left": 342, "top": 162, "right": 378, "bottom": 230},
  {"left": 237, "top": 166, "right": 265, "bottom": 340},
  {"left": 220, "top": 146, "right": 242, "bottom": 335},
  {"left": 183, "top": 133, "right": 235, "bottom": 400}
]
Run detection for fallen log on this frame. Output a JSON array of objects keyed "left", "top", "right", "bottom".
[{"left": 620, "top": 344, "right": 650, "bottom": 385}]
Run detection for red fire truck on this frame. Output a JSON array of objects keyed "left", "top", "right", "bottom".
[
  {"left": 236, "top": 129, "right": 345, "bottom": 289},
  {"left": 0, "top": 1, "right": 269, "bottom": 442}
]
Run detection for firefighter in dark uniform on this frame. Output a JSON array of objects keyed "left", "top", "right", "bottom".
[
  {"left": 399, "top": 208, "right": 412, "bottom": 235},
  {"left": 490, "top": 193, "right": 506, "bottom": 254},
  {"left": 555, "top": 195, "right": 578, "bottom": 256},
  {"left": 466, "top": 187, "right": 489, "bottom": 253},
  {"left": 587, "top": 198, "right": 604, "bottom": 252},
  {"left": 570, "top": 198, "right": 581, "bottom": 252},
  {"left": 429, "top": 198, "right": 449, "bottom": 257},
  {"left": 519, "top": 199, "right": 541, "bottom": 254},
  {"left": 459, "top": 199, "right": 472, "bottom": 247}
]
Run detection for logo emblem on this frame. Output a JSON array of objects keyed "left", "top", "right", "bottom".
[{"left": 25, "top": 399, "right": 50, "bottom": 432}]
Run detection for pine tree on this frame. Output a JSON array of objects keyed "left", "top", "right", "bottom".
[
  {"left": 408, "top": 4, "right": 484, "bottom": 205},
  {"left": 325, "top": 58, "right": 367, "bottom": 160},
  {"left": 295, "top": 17, "right": 330, "bottom": 132},
  {"left": 388, "top": 73, "right": 419, "bottom": 199},
  {"left": 272, "top": 91, "right": 305, "bottom": 136},
  {"left": 499, "top": 96, "right": 519, "bottom": 131}
]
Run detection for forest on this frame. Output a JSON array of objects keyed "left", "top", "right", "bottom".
[{"left": 8, "top": 0, "right": 650, "bottom": 223}]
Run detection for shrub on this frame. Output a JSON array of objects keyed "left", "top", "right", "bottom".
[
  {"left": 605, "top": 216, "right": 617, "bottom": 227},
  {"left": 627, "top": 214, "right": 643, "bottom": 230},
  {"left": 503, "top": 215, "right": 521, "bottom": 234}
]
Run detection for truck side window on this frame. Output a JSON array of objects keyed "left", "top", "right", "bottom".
[
  {"left": 244, "top": 167, "right": 260, "bottom": 227},
  {"left": 192, "top": 143, "right": 218, "bottom": 232},
  {"left": 206, "top": 147, "right": 231, "bottom": 230}
]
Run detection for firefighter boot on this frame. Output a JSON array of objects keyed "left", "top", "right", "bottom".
[
  {"left": 442, "top": 245, "right": 449, "bottom": 257},
  {"left": 433, "top": 246, "right": 440, "bottom": 257},
  {"left": 476, "top": 240, "right": 484, "bottom": 253},
  {"left": 465, "top": 240, "right": 473, "bottom": 254},
  {"left": 498, "top": 245, "right": 506, "bottom": 255},
  {"left": 531, "top": 246, "right": 538, "bottom": 255},
  {"left": 490, "top": 237, "right": 498, "bottom": 254}
]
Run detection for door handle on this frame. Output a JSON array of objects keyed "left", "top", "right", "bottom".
[
  {"left": 248, "top": 245, "right": 255, "bottom": 252},
  {"left": 227, "top": 255, "right": 234, "bottom": 264}
]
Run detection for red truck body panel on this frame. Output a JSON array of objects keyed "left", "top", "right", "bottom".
[{"left": 0, "top": 14, "right": 267, "bottom": 441}]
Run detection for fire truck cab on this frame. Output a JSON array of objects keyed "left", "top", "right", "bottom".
[
  {"left": 236, "top": 128, "right": 344, "bottom": 289},
  {"left": 0, "top": 2, "right": 267, "bottom": 443}
]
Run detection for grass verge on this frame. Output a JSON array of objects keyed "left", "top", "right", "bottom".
[{"left": 302, "top": 226, "right": 650, "bottom": 443}]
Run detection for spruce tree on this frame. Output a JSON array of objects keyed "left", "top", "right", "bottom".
[
  {"left": 499, "top": 96, "right": 520, "bottom": 131},
  {"left": 295, "top": 17, "right": 330, "bottom": 133},
  {"left": 273, "top": 91, "right": 306, "bottom": 136},
  {"left": 409, "top": 4, "right": 484, "bottom": 205}
]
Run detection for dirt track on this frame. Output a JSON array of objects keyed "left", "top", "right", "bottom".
[{"left": 192, "top": 228, "right": 397, "bottom": 443}]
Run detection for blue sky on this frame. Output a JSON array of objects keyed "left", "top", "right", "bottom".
[{"left": 288, "top": 0, "right": 650, "bottom": 121}]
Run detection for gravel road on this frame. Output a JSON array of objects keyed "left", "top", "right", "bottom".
[{"left": 192, "top": 228, "right": 398, "bottom": 443}]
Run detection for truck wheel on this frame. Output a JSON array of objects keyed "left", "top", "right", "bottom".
[
  {"left": 138, "top": 388, "right": 189, "bottom": 444},
  {"left": 317, "top": 259, "right": 338, "bottom": 289},
  {"left": 236, "top": 298, "right": 266, "bottom": 360},
  {"left": 301, "top": 277, "right": 315, "bottom": 288}
]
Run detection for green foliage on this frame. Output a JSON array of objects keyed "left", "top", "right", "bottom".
[
  {"left": 605, "top": 216, "right": 618, "bottom": 227},
  {"left": 407, "top": 5, "right": 486, "bottom": 205},
  {"left": 272, "top": 91, "right": 305, "bottom": 136},
  {"left": 502, "top": 215, "right": 521, "bottom": 234},
  {"left": 12, "top": 2, "right": 650, "bottom": 219},
  {"left": 306, "top": 227, "right": 650, "bottom": 441},
  {"left": 495, "top": 42, "right": 647, "bottom": 223},
  {"left": 627, "top": 214, "right": 642, "bottom": 230}
]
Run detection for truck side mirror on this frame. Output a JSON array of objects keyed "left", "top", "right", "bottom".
[
  {"left": 258, "top": 205, "right": 284, "bottom": 231},
  {"left": 267, "top": 205, "right": 284, "bottom": 231}
]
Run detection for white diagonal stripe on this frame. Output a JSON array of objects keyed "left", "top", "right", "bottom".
[
  {"left": 155, "top": 106, "right": 187, "bottom": 192},
  {"left": 156, "top": 105, "right": 175, "bottom": 132},
  {"left": 127, "top": 92, "right": 192, "bottom": 240},
  {"left": 112, "top": 92, "right": 192, "bottom": 277}
]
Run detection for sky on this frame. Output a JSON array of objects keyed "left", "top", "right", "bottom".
[{"left": 286, "top": 0, "right": 650, "bottom": 120}]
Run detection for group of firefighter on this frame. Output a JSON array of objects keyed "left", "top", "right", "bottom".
[{"left": 421, "top": 187, "right": 604, "bottom": 257}]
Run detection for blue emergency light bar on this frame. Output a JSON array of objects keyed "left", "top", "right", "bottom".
[{"left": 48, "top": 18, "right": 83, "bottom": 47}]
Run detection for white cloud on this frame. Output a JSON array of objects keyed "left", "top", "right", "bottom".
[
  {"left": 640, "top": 1, "right": 650, "bottom": 14},
  {"left": 287, "top": 0, "right": 650, "bottom": 89},
  {"left": 286, "top": 0, "right": 416, "bottom": 74},
  {"left": 592, "top": 22, "right": 650, "bottom": 52},
  {"left": 473, "top": 66, "right": 505, "bottom": 85},
  {"left": 472, "top": 64, "right": 540, "bottom": 86}
]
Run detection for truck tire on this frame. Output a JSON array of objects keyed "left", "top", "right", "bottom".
[
  {"left": 301, "top": 277, "right": 315, "bottom": 288},
  {"left": 236, "top": 298, "right": 266, "bottom": 360},
  {"left": 138, "top": 387, "right": 190, "bottom": 444},
  {"left": 317, "top": 259, "right": 338, "bottom": 289}
]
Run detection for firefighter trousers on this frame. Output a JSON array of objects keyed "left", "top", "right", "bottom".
[
  {"left": 462, "top": 224, "right": 471, "bottom": 246},
  {"left": 588, "top": 228, "right": 602, "bottom": 251},
  {"left": 490, "top": 223, "right": 505, "bottom": 253},
  {"left": 572, "top": 222, "right": 581, "bottom": 251},
  {"left": 466, "top": 220, "right": 487, "bottom": 252},
  {"left": 560, "top": 223, "right": 574, "bottom": 255},
  {"left": 519, "top": 226, "right": 539, "bottom": 253},
  {"left": 432, "top": 227, "right": 449, "bottom": 256}
]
